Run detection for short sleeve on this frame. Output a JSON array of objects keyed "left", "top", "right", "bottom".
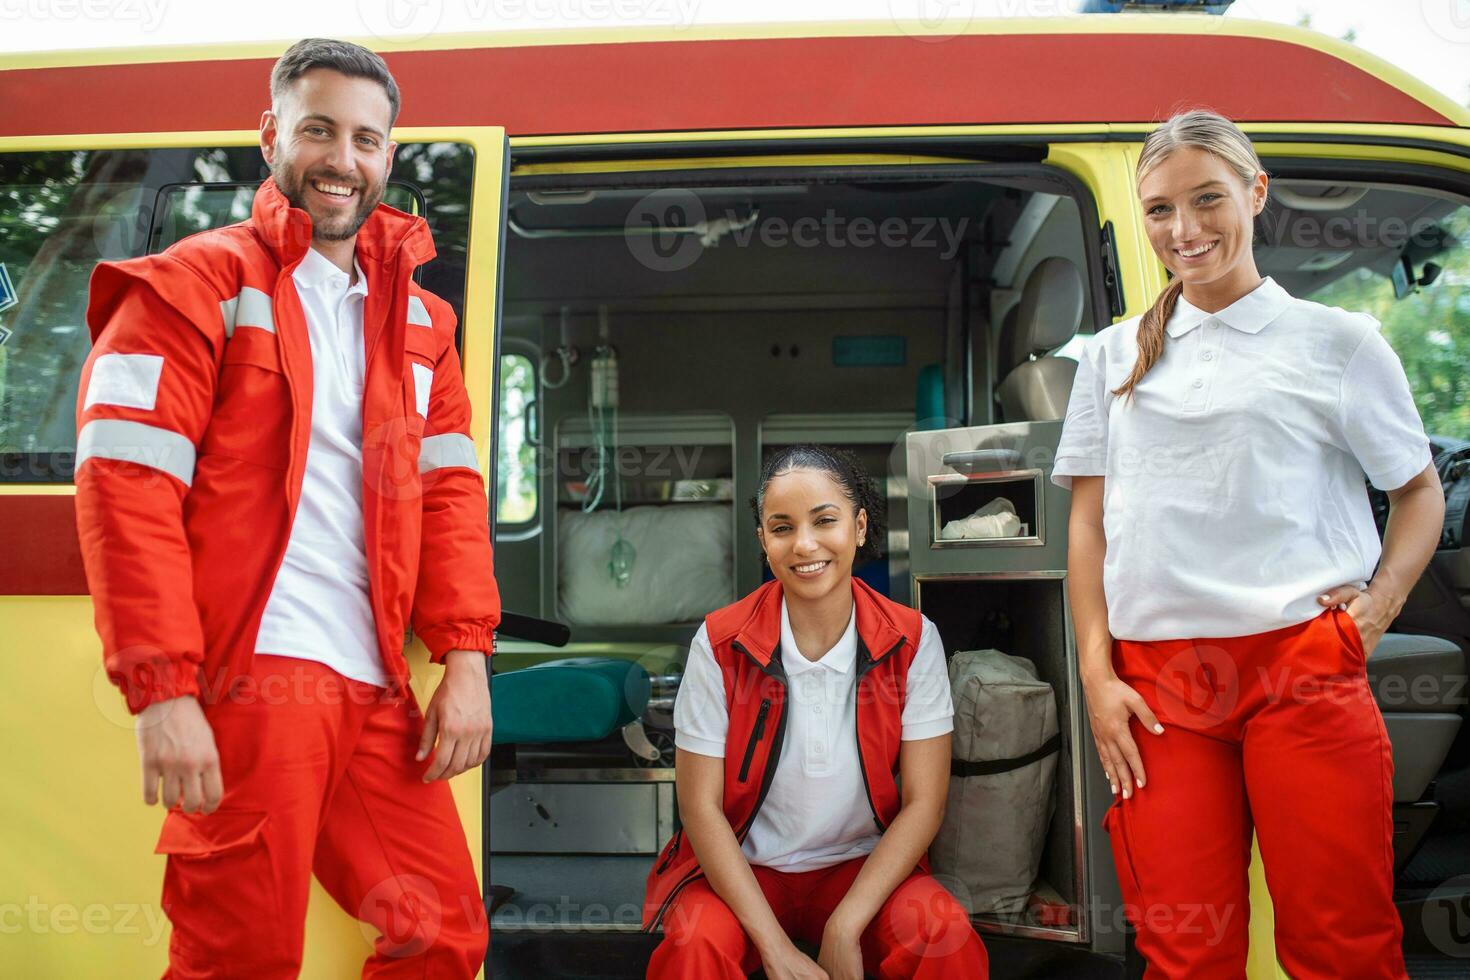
[
  {"left": 901, "top": 617, "right": 954, "bottom": 741},
  {"left": 1333, "top": 324, "right": 1433, "bottom": 492},
  {"left": 1051, "top": 335, "right": 1110, "bottom": 490},
  {"left": 673, "top": 624, "right": 729, "bottom": 758}
]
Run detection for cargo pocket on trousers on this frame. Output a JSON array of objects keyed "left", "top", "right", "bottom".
[{"left": 155, "top": 808, "right": 279, "bottom": 943}]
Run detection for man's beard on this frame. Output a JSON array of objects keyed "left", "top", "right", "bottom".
[{"left": 272, "top": 159, "right": 385, "bottom": 243}]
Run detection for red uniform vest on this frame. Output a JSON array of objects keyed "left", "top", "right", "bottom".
[{"left": 642, "top": 577, "right": 924, "bottom": 930}]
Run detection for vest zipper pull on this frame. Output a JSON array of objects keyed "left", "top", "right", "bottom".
[{"left": 738, "top": 698, "right": 772, "bottom": 783}]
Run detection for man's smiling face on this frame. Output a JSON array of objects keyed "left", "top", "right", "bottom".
[{"left": 260, "top": 67, "right": 397, "bottom": 244}]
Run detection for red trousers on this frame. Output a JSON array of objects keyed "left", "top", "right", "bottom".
[
  {"left": 1106, "top": 608, "right": 1405, "bottom": 979},
  {"left": 153, "top": 654, "right": 487, "bottom": 978},
  {"left": 646, "top": 855, "right": 988, "bottom": 979}
]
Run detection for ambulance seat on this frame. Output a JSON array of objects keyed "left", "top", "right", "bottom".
[
  {"left": 1368, "top": 633, "right": 1467, "bottom": 802},
  {"left": 486, "top": 656, "right": 651, "bottom": 914},
  {"left": 994, "top": 303, "right": 1023, "bottom": 383},
  {"left": 491, "top": 657, "right": 650, "bottom": 745},
  {"left": 996, "top": 257, "right": 1085, "bottom": 422}
]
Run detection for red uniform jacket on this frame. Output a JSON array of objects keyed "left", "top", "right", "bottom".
[
  {"left": 76, "top": 177, "right": 501, "bottom": 715},
  {"left": 642, "top": 578, "right": 924, "bottom": 930}
]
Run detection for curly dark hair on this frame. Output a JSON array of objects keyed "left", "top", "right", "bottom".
[{"left": 750, "top": 444, "right": 886, "bottom": 563}]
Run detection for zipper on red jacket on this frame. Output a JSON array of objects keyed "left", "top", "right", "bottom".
[
  {"left": 645, "top": 866, "right": 703, "bottom": 933},
  {"left": 729, "top": 640, "right": 789, "bottom": 841},
  {"left": 655, "top": 828, "right": 682, "bottom": 875},
  {"left": 738, "top": 698, "right": 772, "bottom": 783},
  {"left": 854, "top": 636, "right": 908, "bottom": 833}
]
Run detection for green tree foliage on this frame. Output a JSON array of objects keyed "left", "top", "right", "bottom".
[
  {"left": 1306, "top": 207, "right": 1470, "bottom": 441},
  {"left": 0, "top": 143, "right": 474, "bottom": 469},
  {"left": 497, "top": 353, "right": 538, "bottom": 525}
]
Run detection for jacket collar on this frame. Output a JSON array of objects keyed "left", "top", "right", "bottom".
[
  {"left": 1165, "top": 275, "right": 1292, "bottom": 339},
  {"left": 732, "top": 578, "right": 907, "bottom": 671},
  {"left": 249, "top": 177, "right": 437, "bottom": 273}
]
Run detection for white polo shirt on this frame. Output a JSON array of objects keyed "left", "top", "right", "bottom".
[
  {"left": 1052, "top": 276, "right": 1432, "bottom": 641},
  {"left": 674, "top": 597, "right": 954, "bottom": 872},
  {"left": 254, "top": 247, "right": 388, "bottom": 687}
]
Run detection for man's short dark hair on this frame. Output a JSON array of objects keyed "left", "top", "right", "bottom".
[{"left": 270, "top": 38, "right": 401, "bottom": 128}]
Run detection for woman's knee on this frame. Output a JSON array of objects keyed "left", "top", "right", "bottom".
[
  {"left": 873, "top": 875, "right": 983, "bottom": 957},
  {"left": 652, "top": 885, "right": 753, "bottom": 974}
]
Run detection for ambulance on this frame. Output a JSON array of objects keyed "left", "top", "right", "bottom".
[{"left": 2, "top": 3, "right": 1469, "bottom": 976}]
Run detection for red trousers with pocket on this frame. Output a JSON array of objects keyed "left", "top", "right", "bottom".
[
  {"left": 153, "top": 654, "right": 487, "bottom": 979},
  {"left": 645, "top": 854, "right": 988, "bottom": 979},
  {"left": 1105, "top": 608, "right": 1406, "bottom": 979}
]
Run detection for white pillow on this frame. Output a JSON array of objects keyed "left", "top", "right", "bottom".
[{"left": 558, "top": 504, "right": 735, "bottom": 625}]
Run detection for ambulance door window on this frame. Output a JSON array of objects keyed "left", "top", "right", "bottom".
[
  {"left": 0, "top": 142, "right": 478, "bottom": 485},
  {"left": 496, "top": 349, "right": 538, "bottom": 528},
  {"left": 0, "top": 145, "right": 258, "bottom": 483},
  {"left": 147, "top": 141, "right": 476, "bottom": 338},
  {"left": 148, "top": 180, "right": 423, "bottom": 252},
  {"left": 1272, "top": 188, "right": 1470, "bottom": 441}
]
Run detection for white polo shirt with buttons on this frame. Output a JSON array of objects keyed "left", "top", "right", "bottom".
[
  {"left": 1052, "top": 275, "right": 1432, "bottom": 641},
  {"left": 254, "top": 247, "right": 388, "bottom": 687},
  {"left": 674, "top": 597, "right": 954, "bottom": 872}
]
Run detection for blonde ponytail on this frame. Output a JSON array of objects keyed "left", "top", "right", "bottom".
[{"left": 1113, "top": 278, "right": 1183, "bottom": 400}]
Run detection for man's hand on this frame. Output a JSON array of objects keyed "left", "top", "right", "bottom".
[
  {"left": 417, "top": 650, "right": 492, "bottom": 781},
  {"left": 137, "top": 695, "right": 222, "bottom": 813}
]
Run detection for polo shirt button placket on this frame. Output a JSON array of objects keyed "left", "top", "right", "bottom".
[{"left": 1181, "top": 317, "right": 1224, "bottom": 413}]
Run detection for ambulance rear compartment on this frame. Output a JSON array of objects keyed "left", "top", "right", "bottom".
[{"left": 486, "top": 150, "right": 1122, "bottom": 976}]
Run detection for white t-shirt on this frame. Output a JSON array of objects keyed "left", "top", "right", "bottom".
[
  {"left": 254, "top": 248, "right": 387, "bottom": 687},
  {"left": 1052, "top": 276, "right": 1432, "bottom": 641},
  {"left": 674, "top": 596, "right": 954, "bottom": 872}
]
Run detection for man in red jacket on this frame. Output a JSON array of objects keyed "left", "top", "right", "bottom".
[{"left": 76, "top": 38, "right": 499, "bottom": 978}]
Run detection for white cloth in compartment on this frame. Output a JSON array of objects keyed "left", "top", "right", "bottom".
[
  {"left": 558, "top": 504, "right": 734, "bottom": 625},
  {"left": 940, "top": 497, "right": 1023, "bottom": 540}
]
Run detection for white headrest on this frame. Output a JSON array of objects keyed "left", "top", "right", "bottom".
[
  {"left": 997, "top": 304, "right": 1024, "bottom": 375},
  {"left": 1015, "top": 257, "right": 1084, "bottom": 356}
]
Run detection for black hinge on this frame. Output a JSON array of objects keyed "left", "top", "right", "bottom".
[{"left": 1100, "top": 220, "right": 1126, "bottom": 320}]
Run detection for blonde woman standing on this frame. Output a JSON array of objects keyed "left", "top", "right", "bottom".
[{"left": 1054, "top": 109, "right": 1444, "bottom": 978}]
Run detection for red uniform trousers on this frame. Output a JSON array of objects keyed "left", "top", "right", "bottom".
[
  {"left": 1105, "top": 608, "right": 1405, "bottom": 979},
  {"left": 154, "top": 654, "right": 487, "bottom": 979},
  {"left": 646, "top": 855, "right": 988, "bottom": 979}
]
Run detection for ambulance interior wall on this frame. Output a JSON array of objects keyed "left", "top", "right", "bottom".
[
  {"left": 915, "top": 577, "right": 1079, "bottom": 917},
  {"left": 499, "top": 183, "right": 986, "bottom": 628},
  {"left": 504, "top": 305, "right": 946, "bottom": 632}
]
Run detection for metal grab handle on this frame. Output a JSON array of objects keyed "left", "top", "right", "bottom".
[
  {"left": 496, "top": 610, "right": 571, "bottom": 647},
  {"left": 941, "top": 448, "right": 1025, "bottom": 473}
]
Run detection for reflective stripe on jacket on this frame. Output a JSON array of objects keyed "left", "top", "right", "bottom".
[{"left": 77, "top": 177, "right": 500, "bottom": 714}]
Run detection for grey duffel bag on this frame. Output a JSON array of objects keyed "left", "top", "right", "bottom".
[{"left": 930, "top": 649, "right": 1060, "bottom": 915}]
